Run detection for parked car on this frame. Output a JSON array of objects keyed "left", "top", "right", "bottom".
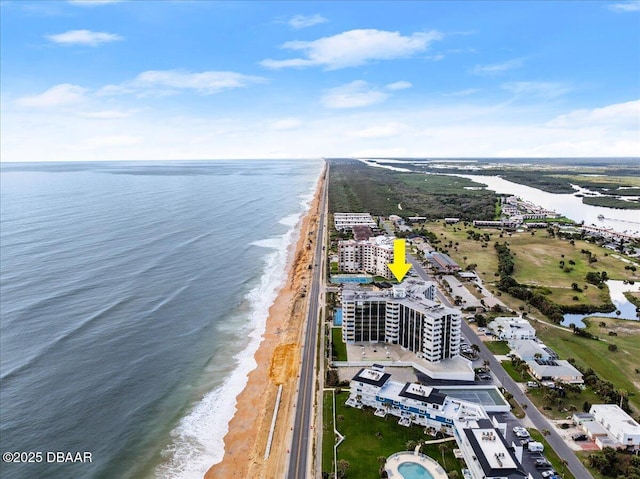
[
  {"left": 535, "top": 459, "right": 552, "bottom": 468},
  {"left": 513, "top": 426, "right": 530, "bottom": 438},
  {"left": 541, "top": 470, "right": 557, "bottom": 478},
  {"left": 572, "top": 433, "right": 588, "bottom": 441}
]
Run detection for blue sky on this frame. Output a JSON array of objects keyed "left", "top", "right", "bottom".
[{"left": 1, "top": 0, "right": 639, "bottom": 161}]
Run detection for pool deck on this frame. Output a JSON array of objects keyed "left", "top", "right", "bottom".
[{"left": 385, "top": 451, "right": 449, "bottom": 479}]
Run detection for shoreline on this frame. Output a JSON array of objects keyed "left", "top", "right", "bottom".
[{"left": 204, "top": 165, "right": 325, "bottom": 478}]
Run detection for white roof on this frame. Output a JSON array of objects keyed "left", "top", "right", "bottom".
[
  {"left": 591, "top": 404, "right": 640, "bottom": 435},
  {"left": 527, "top": 359, "right": 583, "bottom": 380},
  {"left": 470, "top": 429, "right": 518, "bottom": 470}
]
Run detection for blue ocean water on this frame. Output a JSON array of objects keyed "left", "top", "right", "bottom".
[{"left": 0, "top": 160, "right": 322, "bottom": 479}]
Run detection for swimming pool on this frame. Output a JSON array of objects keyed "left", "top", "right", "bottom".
[
  {"left": 333, "top": 308, "right": 343, "bottom": 326},
  {"left": 398, "top": 462, "right": 435, "bottom": 479}
]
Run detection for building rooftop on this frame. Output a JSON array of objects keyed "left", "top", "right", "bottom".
[
  {"left": 399, "top": 383, "right": 447, "bottom": 405},
  {"left": 591, "top": 404, "right": 640, "bottom": 435},
  {"left": 464, "top": 425, "right": 527, "bottom": 478},
  {"left": 353, "top": 367, "right": 392, "bottom": 387},
  {"left": 508, "top": 339, "right": 553, "bottom": 360},
  {"left": 526, "top": 359, "right": 583, "bottom": 381},
  {"left": 584, "top": 420, "right": 609, "bottom": 436}
]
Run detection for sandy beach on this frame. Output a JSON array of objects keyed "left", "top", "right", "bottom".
[{"left": 204, "top": 166, "right": 325, "bottom": 479}]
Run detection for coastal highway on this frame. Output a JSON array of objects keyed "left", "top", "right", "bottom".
[
  {"left": 287, "top": 167, "right": 327, "bottom": 479},
  {"left": 407, "top": 254, "right": 594, "bottom": 479}
]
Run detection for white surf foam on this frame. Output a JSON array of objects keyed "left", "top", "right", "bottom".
[{"left": 154, "top": 198, "right": 311, "bottom": 479}]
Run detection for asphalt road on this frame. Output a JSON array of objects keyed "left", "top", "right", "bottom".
[
  {"left": 287, "top": 168, "right": 327, "bottom": 479},
  {"left": 407, "top": 254, "right": 593, "bottom": 479}
]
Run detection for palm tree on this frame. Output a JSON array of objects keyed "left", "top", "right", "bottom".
[
  {"left": 618, "top": 389, "right": 628, "bottom": 408},
  {"left": 439, "top": 443, "right": 448, "bottom": 468}
]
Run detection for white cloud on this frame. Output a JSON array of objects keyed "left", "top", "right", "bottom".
[
  {"left": 288, "top": 14, "right": 327, "bottom": 29},
  {"left": 78, "top": 110, "right": 134, "bottom": 119},
  {"left": 352, "top": 147, "right": 408, "bottom": 157},
  {"left": 271, "top": 118, "right": 302, "bottom": 130},
  {"left": 546, "top": 99, "right": 640, "bottom": 129},
  {"left": 100, "top": 70, "right": 267, "bottom": 96},
  {"left": 4, "top": 93, "right": 638, "bottom": 162},
  {"left": 348, "top": 122, "right": 406, "bottom": 138},
  {"left": 386, "top": 81, "right": 412, "bottom": 91},
  {"left": 16, "top": 83, "right": 87, "bottom": 107},
  {"left": 502, "top": 81, "right": 571, "bottom": 99},
  {"left": 425, "top": 54, "right": 445, "bottom": 61},
  {"left": 607, "top": 1, "right": 640, "bottom": 12},
  {"left": 46, "top": 29, "right": 123, "bottom": 46},
  {"left": 322, "top": 81, "right": 389, "bottom": 109},
  {"left": 471, "top": 58, "right": 523, "bottom": 75},
  {"left": 261, "top": 29, "right": 442, "bottom": 70},
  {"left": 443, "top": 88, "right": 481, "bottom": 97}
]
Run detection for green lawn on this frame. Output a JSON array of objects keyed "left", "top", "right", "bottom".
[
  {"left": 527, "top": 429, "right": 576, "bottom": 479},
  {"left": 534, "top": 319, "right": 640, "bottom": 412},
  {"left": 485, "top": 340, "right": 511, "bottom": 355},
  {"left": 501, "top": 360, "right": 532, "bottom": 382},
  {"left": 323, "top": 391, "right": 336, "bottom": 474},
  {"left": 526, "top": 385, "right": 601, "bottom": 421},
  {"left": 332, "top": 392, "right": 463, "bottom": 478},
  {"left": 419, "top": 222, "right": 639, "bottom": 308},
  {"left": 331, "top": 327, "right": 348, "bottom": 361}
]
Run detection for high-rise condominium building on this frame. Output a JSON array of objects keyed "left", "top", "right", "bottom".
[{"left": 341, "top": 280, "right": 461, "bottom": 363}]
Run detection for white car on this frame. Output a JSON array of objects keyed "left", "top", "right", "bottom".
[{"left": 512, "top": 426, "right": 530, "bottom": 438}]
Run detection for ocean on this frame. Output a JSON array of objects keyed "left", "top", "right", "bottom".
[{"left": 0, "top": 159, "right": 323, "bottom": 479}]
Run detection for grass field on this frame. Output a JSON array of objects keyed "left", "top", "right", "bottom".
[
  {"left": 323, "top": 391, "right": 335, "bottom": 474},
  {"left": 331, "top": 327, "right": 347, "bottom": 361},
  {"left": 420, "top": 222, "right": 638, "bottom": 311},
  {"left": 501, "top": 360, "right": 533, "bottom": 382},
  {"left": 534, "top": 318, "right": 640, "bottom": 412},
  {"left": 330, "top": 391, "right": 463, "bottom": 478},
  {"left": 485, "top": 340, "right": 511, "bottom": 355},
  {"left": 526, "top": 384, "right": 602, "bottom": 421}
]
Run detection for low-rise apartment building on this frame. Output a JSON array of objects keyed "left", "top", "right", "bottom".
[
  {"left": 346, "top": 367, "right": 527, "bottom": 479},
  {"left": 334, "top": 212, "right": 377, "bottom": 231},
  {"left": 487, "top": 317, "right": 536, "bottom": 340}
]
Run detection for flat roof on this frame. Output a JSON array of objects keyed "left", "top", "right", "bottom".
[
  {"left": 591, "top": 404, "right": 640, "bottom": 434},
  {"left": 399, "top": 383, "right": 446, "bottom": 405},
  {"left": 439, "top": 387, "right": 508, "bottom": 407},
  {"left": 584, "top": 421, "right": 608, "bottom": 435},
  {"left": 464, "top": 427, "right": 526, "bottom": 478},
  {"left": 353, "top": 367, "right": 391, "bottom": 387}
]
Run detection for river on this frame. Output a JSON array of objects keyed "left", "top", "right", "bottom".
[{"left": 452, "top": 174, "right": 640, "bottom": 236}]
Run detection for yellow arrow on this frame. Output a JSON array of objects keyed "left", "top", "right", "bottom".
[{"left": 388, "top": 239, "right": 411, "bottom": 282}]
